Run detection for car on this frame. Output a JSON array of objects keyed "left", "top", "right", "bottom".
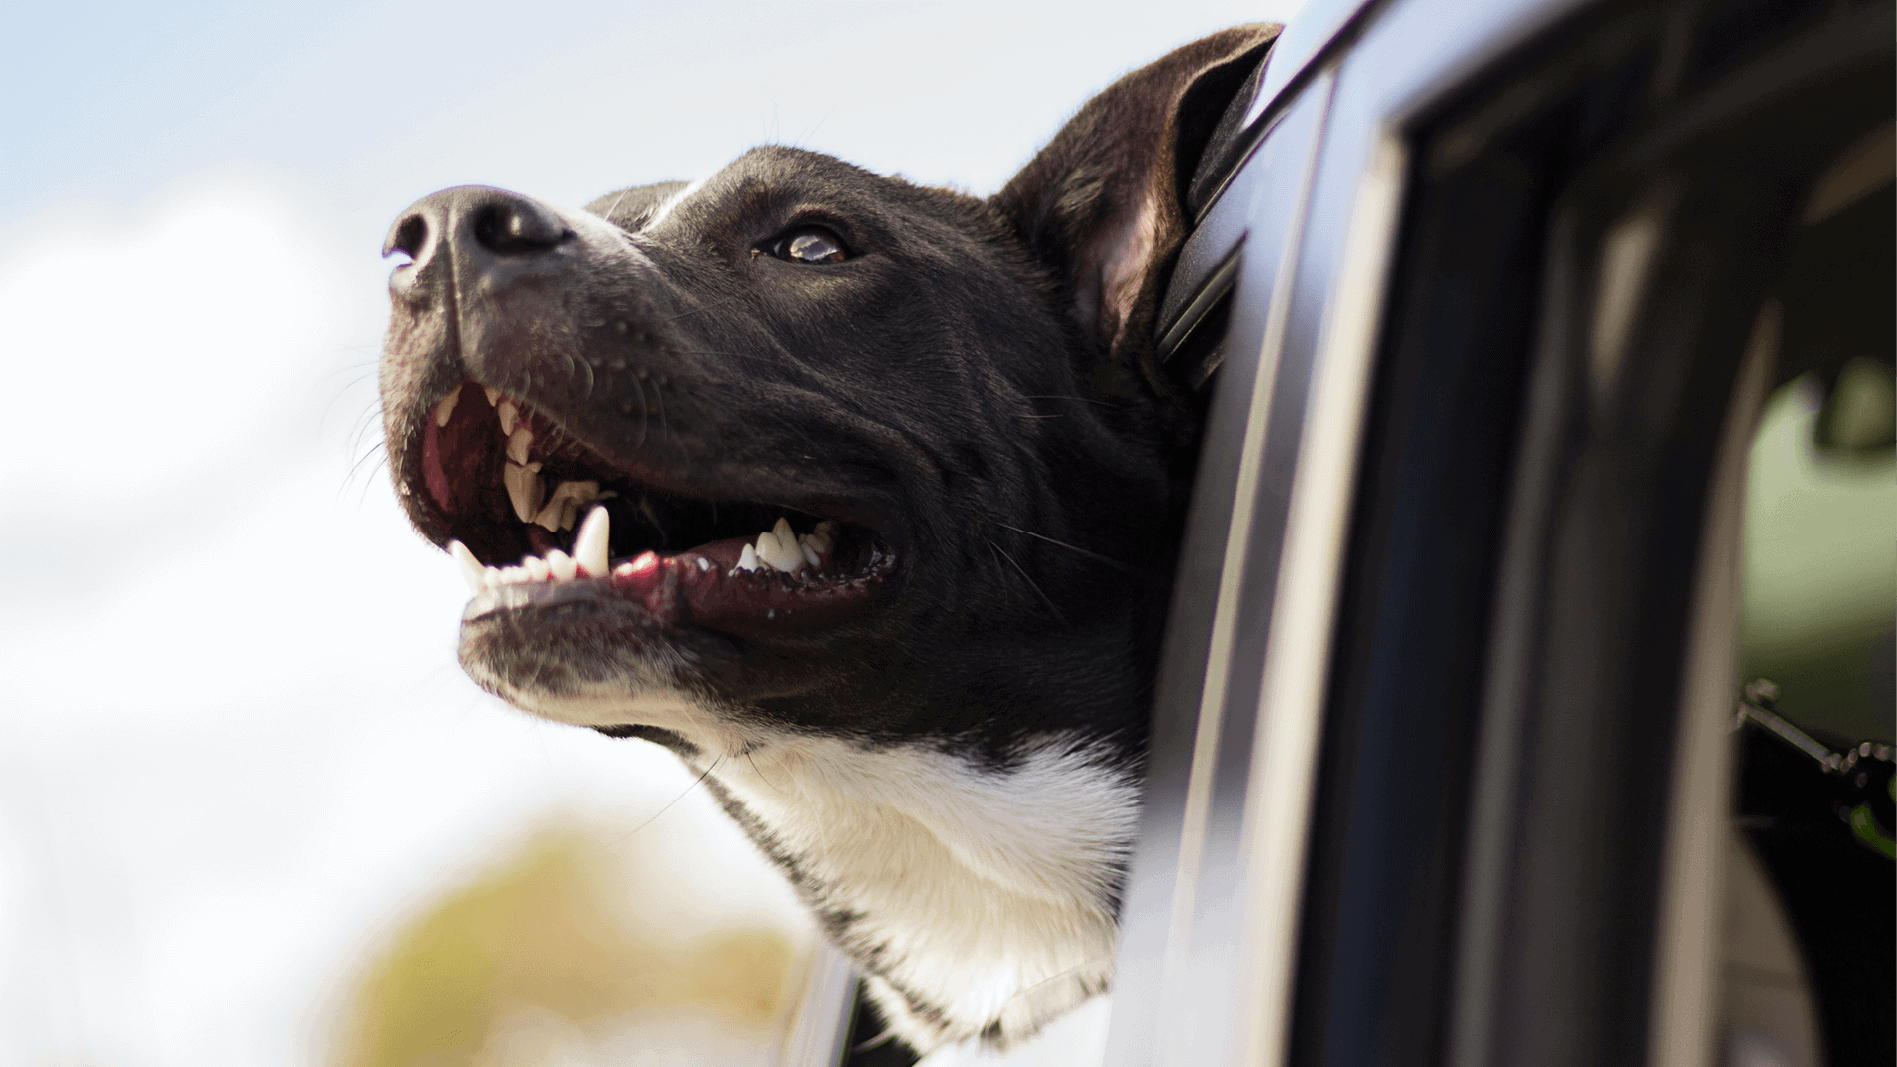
[{"left": 782, "top": 0, "right": 1894, "bottom": 1063}]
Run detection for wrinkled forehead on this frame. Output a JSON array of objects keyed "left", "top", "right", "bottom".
[{"left": 585, "top": 147, "right": 938, "bottom": 242}]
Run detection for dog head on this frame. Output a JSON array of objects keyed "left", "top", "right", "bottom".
[
  {"left": 380, "top": 26, "right": 1274, "bottom": 756},
  {"left": 378, "top": 23, "right": 1279, "bottom": 1050}
]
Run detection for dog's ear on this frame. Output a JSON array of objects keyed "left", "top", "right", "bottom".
[{"left": 992, "top": 24, "right": 1281, "bottom": 423}]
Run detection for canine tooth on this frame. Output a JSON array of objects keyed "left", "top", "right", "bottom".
[
  {"left": 448, "top": 540, "right": 485, "bottom": 594},
  {"left": 524, "top": 556, "right": 552, "bottom": 581},
  {"left": 433, "top": 390, "right": 461, "bottom": 428},
  {"left": 546, "top": 549, "right": 577, "bottom": 581},
  {"left": 504, "top": 462, "right": 542, "bottom": 522},
  {"left": 735, "top": 543, "right": 761, "bottom": 573},
  {"left": 506, "top": 425, "right": 533, "bottom": 464},
  {"left": 756, "top": 528, "right": 804, "bottom": 573},
  {"left": 573, "top": 507, "right": 610, "bottom": 576},
  {"left": 484, "top": 386, "right": 501, "bottom": 406},
  {"left": 498, "top": 399, "right": 519, "bottom": 435}
]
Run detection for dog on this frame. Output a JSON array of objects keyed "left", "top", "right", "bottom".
[{"left": 377, "top": 25, "right": 1280, "bottom": 1053}]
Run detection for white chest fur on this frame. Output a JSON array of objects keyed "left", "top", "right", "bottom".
[
  {"left": 710, "top": 735, "right": 1139, "bottom": 1048},
  {"left": 506, "top": 682, "right": 1140, "bottom": 1050}
]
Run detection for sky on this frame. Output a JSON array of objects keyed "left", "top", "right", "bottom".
[{"left": 0, "top": 3, "right": 1307, "bottom": 1065}]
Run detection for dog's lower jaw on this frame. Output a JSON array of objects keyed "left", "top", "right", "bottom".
[{"left": 494, "top": 679, "right": 1140, "bottom": 1053}]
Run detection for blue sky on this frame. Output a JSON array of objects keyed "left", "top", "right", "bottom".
[{"left": 4, "top": 1, "right": 1303, "bottom": 238}]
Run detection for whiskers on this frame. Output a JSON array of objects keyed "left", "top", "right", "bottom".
[
  {"left": 340, "top": 441, "right": 391, "bottom": 507},
  {"left": 993, "top": 522, "right": 1139, "bottom": 576},
  {"left": 984, "top": 536, "right": 1066, "bottom": 624},
  {"left": 333, "top": 368, "right": 393, "bottom": 507},
  {"left": 996, "top": 954, "right": 1116, "bottom": 1015},
  {"left": 613, "top": 755, "right": 726, "bottom": 846}
]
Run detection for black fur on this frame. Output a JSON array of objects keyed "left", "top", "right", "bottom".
[{"left": 378, "top": 24, "right": 1281, "bottom": 1050}]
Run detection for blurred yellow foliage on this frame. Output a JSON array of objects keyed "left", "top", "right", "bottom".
[{"left": 330, "top": 822, "right": 795, "bottom": 1067}]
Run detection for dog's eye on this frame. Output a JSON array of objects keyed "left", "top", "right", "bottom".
[{"left": 766, "top": 227, "right": 850, "bottom": 264}]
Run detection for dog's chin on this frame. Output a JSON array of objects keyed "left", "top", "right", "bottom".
[{"left": 455, "top": 570, "right": 864, "bottom": 693}]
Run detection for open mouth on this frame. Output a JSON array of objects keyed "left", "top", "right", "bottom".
[{"left": 415, "top": 381, "right": 896, "bottom": 634}]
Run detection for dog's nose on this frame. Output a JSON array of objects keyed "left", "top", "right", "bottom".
[{"left": 383, "top": 186, "right": 570, "bottom": 299}]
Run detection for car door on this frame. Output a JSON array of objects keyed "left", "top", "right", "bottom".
[{"left": 785, "top": 0, "right": 1894, "bottom": 1062}]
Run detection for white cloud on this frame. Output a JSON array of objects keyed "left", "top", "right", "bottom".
[
  {"left": 0, "top": 165, "right": 370, "bottom": 513},
  {"left": 0, "top": 169, "right": 804, "bottom": 1067}
]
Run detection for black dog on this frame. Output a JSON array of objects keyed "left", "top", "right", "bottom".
[{"left": 378, "top": 25, "right": 1279, "bottom": 1052}]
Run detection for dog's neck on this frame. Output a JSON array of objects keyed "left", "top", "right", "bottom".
[
  {"left": 704, "top": 733, "right": 1138, "bottom": 1049},
  {"left": 503, "top": 683, "right": 1137, "bottom": 1050}
]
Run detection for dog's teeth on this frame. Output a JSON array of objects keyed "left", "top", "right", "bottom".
[
  {"left": 769, "top": 519, "right": 812, "bottom": 573},
  {"left": 498, "top": 399, "right": 519, "bottom": 435},
  {"left": 506, "top": 425, "right": 533, "bottom": 464},
  {"left": 484, "top": 386, "right": 501, "bottom": 406},
  {"left": 611, "top": 552, "right": 655, "bottom": 577},
  {"left": 504, "top": 462, "right": 543, "bottom": 522},
  {"left": 535, "top": 481, "right": 599, "bottom": 532},
  {"left": 524, "top": 555, "right": 552, "bottom": 581},
  {"left": 499, "top": 565, "right": 529, "bottom": 585},
  {"left": 546, "top": 549, "right": 578, "bottom": 582},
  {"left": 573, "top": 507, "right": 610, "bottom": 577},
  {"left": 448, "top": 540, "right": 485, "bottom": 594},
  {"left": 735, "top": 543, "right": 761, "bottom": 573},
  {"left": 484, "top": 565, "right": 501, "bottom": 588},
  {"left": 756, "top": 527, "right": 804, "bottom": 574},
  {"left": 696, "top": 556, "right": 712, "bottom": 572},
  {"left": 800, "top": 540, "right": 822, "bottom": 568},
  {"left": 433, "top": 390, "right": 461, "bottom": 428}
]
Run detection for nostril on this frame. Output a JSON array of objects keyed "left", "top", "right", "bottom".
[
  {"left": 384, "top": 214, "right": 429, "bottom": 263},
  {"left": 471, "top": 199, "right": 568, "bottom": 256}
]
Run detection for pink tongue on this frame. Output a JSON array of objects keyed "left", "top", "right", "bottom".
[{"left": 605, "top": 534, "right": 872, "bottom": 637}]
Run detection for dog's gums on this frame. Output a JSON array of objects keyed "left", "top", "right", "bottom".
[
  {"left": 377, "top": 24, "right": 1285, "bottom": 1053},
  {"left": 417, "top": 379, "right": 894, "bottom": 635}
]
